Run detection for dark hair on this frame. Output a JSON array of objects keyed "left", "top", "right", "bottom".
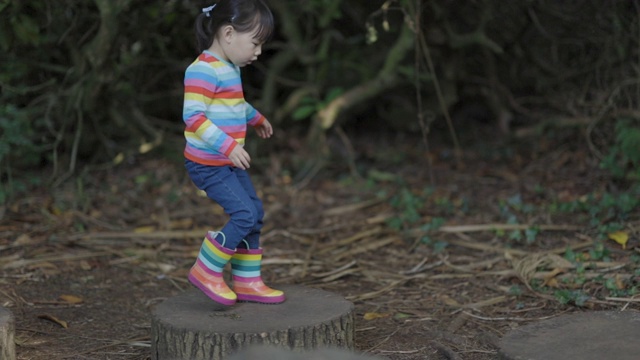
[{"left": 195, "top": 0, "right": 274, "bottom": 53}]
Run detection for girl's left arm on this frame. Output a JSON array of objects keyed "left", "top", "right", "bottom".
[
  {"left": 246, "top": 102, "right": 265, "bottom": 127},
  {"left": 246, "top": 103, "right": 273, "bottom": 139},
  {"left": 254, "top": 118, "right": 273, "bottom": 139}
]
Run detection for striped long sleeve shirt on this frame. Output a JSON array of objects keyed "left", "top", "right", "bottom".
[{"left": 183, "top": 51, "right": 265, "bottom": 166}]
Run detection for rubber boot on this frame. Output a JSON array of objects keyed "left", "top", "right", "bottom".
[
  {"left": 231, "top": 248, "right": 285, "bottom": 304},
  {"left": 188, "top": 231, "right": 237, "bottom": 306}
]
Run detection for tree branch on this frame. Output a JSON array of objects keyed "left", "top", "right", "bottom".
[{"left": 315, "top": 23, "right": 415, "bottom": 130}]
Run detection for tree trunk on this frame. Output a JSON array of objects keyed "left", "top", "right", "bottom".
[
  {"left": 151, "top": 285, "right": 355, "bottom": 360},
  {"left": 0, "top": 307, "right": 15, "bottom": 360}
]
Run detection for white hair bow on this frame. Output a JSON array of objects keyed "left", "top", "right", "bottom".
[{"left": 202, "top": 4, "right": 216, "bottom": 17}]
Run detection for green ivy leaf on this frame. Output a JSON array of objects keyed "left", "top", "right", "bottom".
[
  {"left": 525, "top": 227, "right": 539, "bottom": 244},
  {"left": 292, "top": 105, "right": 317, "bottom": 121},
  {"left": 325, "top": 87, "right": 344, "bottom": 102}
]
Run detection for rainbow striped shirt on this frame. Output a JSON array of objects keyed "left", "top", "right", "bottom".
[{"left": 183, "top": 51, "right": 265, "bottom": 166}]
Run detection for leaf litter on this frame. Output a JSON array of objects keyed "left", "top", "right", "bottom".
[{"left": 1, "top": 137, "right": 639, "bottom": 360}]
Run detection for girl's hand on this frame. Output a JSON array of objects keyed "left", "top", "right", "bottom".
[
  {"left": 228, "top": 146, "right": 251, "bottom": 169},
  {"left": 254, "top": 119, "right": 273, "bottom": 139}
]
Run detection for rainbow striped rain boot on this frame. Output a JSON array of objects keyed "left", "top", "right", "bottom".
[
  {"left": 231, "top": 248, "right": 285, "bottom": 304},
  {"left": 188, "top": 231, "right": 237, "bottom": 306}
]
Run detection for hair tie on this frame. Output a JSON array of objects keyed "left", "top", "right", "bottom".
[{"left": 202, "top": 4, "right": 216, "bottom": 17}]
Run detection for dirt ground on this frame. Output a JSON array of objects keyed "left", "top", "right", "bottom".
[{"left": 1, "top": 127, "right": 639, "bottom": 359}]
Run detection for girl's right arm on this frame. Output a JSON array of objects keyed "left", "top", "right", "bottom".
[{"left": 227, "top": 146, "right": 251, "bottom": 170}]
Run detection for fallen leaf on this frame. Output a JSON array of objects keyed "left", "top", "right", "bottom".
[
  {"left": 141, "top": 262, "right": 176, "bottom": 273},
  {"left": 542, "top": 268, "right": 564, "bottom": 288},
  {"left": 394, "top": 312, "right": 412, "bottom": 320},
  {"left": 363, "top": 312, "right": 390, "bottom": 320},
  {"left": 134, "top": 226, "right": 156, "bottom": 233},
  {"left": 608, "top": 231, "right": 629, "bottom": 249},
  {"left": 50, "top": 206, "right": 63, "bottom": 216},
  {"left": 113, "top": 153, "right": 124, "bottom": 165},
  {"left": 440, "top": 295, "right": 461, "bottom": 307},
  {"left": 79, "top": 260, "right": 92, "bottom": 271},
  {"left": 170, "top": 218, "right": 194, "bottom": 229},
  {"left": 139, "top": 141, "right": 154, "bottom": 154},
  {"left": 544, "top": 277, "right": 560, "bottom": 288},
  {"left": 14, "top": 234, "right": 36, "bottom": 245},
  {"left": 59, "top": 294, "right": 84, "bottom": 304},
  {"left": 615, "top": 274, "right": 625, "bottom": 290},
  {"left": 38, "top": 314, "right": 68, "bottom": 328}
]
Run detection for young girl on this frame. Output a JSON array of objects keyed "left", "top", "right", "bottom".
[{"left": 183, "top": 0, "right": 284, "bottom": 306}]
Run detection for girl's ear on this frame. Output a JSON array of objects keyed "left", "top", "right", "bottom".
[{"left": 221, "top": 25, "right": 235, "bottom": 43}]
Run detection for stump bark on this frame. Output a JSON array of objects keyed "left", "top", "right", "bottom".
[
  {"left": 499, "top": 311, "right": 640, "bottom": 360},
  {"left": 151, "top": 285, "right": 355, "bottom": 360},
  {"left": 228, "top": 346, "right": 384, "bottom": 360},
  {"left": 0, "top": 306, "right": 15, "bottom": 360}
]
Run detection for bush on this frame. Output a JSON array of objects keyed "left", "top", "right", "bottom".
[{"left": 601, "top": 119, "right": 640, "bottom": 181}]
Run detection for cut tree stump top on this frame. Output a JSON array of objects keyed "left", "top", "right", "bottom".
[
  {"left": 498, "top": 311, "right": 640, "bottom": 360},
  {"left": 151, "top": 284, "right": 355, "bottom": 360}
]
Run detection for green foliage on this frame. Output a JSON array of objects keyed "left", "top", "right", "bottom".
[
  {"left": 378, "top": 179, "right": 451, "bottom": 250},
  {"left": 423, "top": 217, "right": 445, "bottom": 231},
  {"left": 0, "top": 104, "right": 43, "bottom": 203},
  {"left": 0, "top": 0, "right": 195, "bottom": 202},
  {"left": 601, "top": 119, "right": 640, "bottom": 180},
  {"left": 554, "top": 289, "right": 590, "bottom": 307},
  {"left": 0, "top": 105, "right": 37, "bottom": 163},
  {"left": 508, "top": 285, "right": 523, "bottom": 296},
  {"left": 551, "top": 187, "right": 640, "bottom": 238},
  {"left": 496, "top": 194, "right": 540, "bottom": 244},
  {"left": 556, "top": 242, "right": 640, "bottom": 306},
  {"left": 495, "top": 186, "right": 640, "bottom": 242},
  {"left": 588, "top": 242, "right": 612, "bottom": 262},
  {"left": 292, "top": 87, "right": 344, "bottom": 121},
  {"left": 563, "top": 247, "right": 591, "bottom": 266},
  {"left": 387, "top": 187, "right": 428, "bottom": 230},
  {"left": 383, "top": 182, "right": 638, "bottom": 252},
  {"left": 0, "top": 0, "right": 638, "bottom": 205}
]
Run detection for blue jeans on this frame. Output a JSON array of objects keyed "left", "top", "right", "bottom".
[{"left": 185, "top": 160, "right": 264, "bottom": 249}]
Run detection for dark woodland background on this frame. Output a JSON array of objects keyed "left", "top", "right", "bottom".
[{"left": 1, "top": 0, "right": 639, "bottom": 201}]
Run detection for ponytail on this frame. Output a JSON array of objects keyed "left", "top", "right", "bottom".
[{"left": 195, "top": 12, "right": 215, "bottom": 53}]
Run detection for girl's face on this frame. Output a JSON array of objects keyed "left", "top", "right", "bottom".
[{"left": 221, "top": 27, "right": 264, "bottom": 67}]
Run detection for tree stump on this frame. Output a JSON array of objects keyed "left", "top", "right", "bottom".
[
  {"left": 498, "top": 311, "right": 640, "bottom": 360},
  {"left": 0, "top": 306, "right": 15, "bottom": 360},
  {"left": 228, "top": 346, "right": 384, "bottom": 360},
  {"left": 151, "top": 285, "right": 355, "bottom": 360}
]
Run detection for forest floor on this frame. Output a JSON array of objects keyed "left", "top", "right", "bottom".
[{"left": 1, "top": 126, "right": 639, "bottom": 359}]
